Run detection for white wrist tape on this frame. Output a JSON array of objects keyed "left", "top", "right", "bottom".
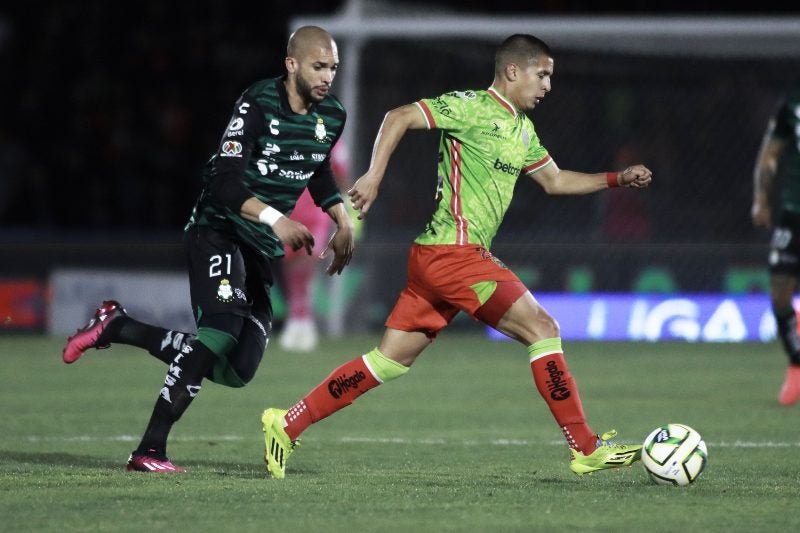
[{"left": 258, "top": 206, "right": 284, "bottom": 227}]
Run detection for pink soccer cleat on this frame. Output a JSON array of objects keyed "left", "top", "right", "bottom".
[
  {"left": 778, "top": 365, "right": 800, "bottom": 406},
  {"left": 126, "top": 450, "right": 186, "bottom": 473},
  {"left": 62, "top": 300, "right": 127, "bottom": 364}
]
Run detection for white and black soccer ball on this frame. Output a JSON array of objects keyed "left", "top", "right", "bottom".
[{"left": 641, "top": 423, "right": 707, "bottom": 486}]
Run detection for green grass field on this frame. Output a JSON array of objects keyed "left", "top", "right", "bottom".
[{"left": 1, "top": 333, "right": 797, "bottom": 532}]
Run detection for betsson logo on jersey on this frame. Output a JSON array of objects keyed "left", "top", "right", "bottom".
[{"left": 494, "top": 158, "right": 520, "bottom": 175}]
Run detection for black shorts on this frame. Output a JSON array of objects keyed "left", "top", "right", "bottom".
[
  {"left": 769, "top": 211, "right": 800, "bottom": 277},
  {"left": 183, "top": 224, "right": 275, "bottom": 321}
]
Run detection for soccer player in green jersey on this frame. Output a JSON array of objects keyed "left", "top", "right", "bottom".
[
  {"left": 62, "top": 26, "right": 355, "bottom": 472},
  {"left": 752, "top": 92, "right": 800, "bottom": 406},
  {"left": 261, "top": 34, "right": 652, "bottom": 478}
]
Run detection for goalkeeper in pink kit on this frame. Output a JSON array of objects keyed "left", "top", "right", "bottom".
[
  {"left": 279, "top": 141, "right": 351, "bottom": 352},
  {"left": 262, "top": 34, "right": 653, "bottom": 478}
]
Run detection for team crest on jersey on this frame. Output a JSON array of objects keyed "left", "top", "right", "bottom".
[
  {"left": 314, "top": 118, "right": 327, "bottom": 142},
  {"left": 216, "top": 279, "right": 234, "bottom": 302}
]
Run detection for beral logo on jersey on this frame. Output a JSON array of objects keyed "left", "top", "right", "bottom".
[{"left": 226, "top": 117, "right": 244, "bottom": 136}]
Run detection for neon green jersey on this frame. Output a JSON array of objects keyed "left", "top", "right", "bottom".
[{"left": 413, "top": 87, "right": 552, "bottom": 248}]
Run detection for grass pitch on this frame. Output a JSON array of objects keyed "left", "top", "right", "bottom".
[{"left": 1, "top": 333, "right": 797, "bottom": 532}]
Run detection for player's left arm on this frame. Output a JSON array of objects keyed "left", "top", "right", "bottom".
[
  {"left": 348, "top": 104, "right": 428, "bottom": 219},
  {"left": 320, "top": 202, "right": 354, "bottom": 275},
  {"left": 752, "top": 114, "right": 787, "bottom": 229},
  {"left": 529, "top": 159, "right": 652, "bottom": 195}
]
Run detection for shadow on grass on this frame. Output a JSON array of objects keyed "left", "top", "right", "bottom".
[{"left": 0, "top": 449, "right": 318, "bottom": 479}]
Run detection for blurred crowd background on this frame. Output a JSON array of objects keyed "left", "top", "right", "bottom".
[{"left": 1, "top": 1, "right": 799, "bottom": 331}]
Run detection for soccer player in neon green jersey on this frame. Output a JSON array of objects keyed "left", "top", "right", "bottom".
[
  {"left": 752, "top": 92, "right": 800, "bottom": 406},
  {"left": 262, "top": 34, "right": 653, "bottom": 478}
]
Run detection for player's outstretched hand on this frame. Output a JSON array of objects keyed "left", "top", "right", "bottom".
[
  {"left": 619, "top": 165, "right": 653, "bottom": 188},
  {"left": 272, "top": 218, "right": 314, "bottom": 255},
  {"left": 348, "top": 173, "right": 381, "bottom": 220},
  {"left": 321, "top": 224, "right": 354, "bottom": 276}
]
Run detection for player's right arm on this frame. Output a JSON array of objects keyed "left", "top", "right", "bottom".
[
  {"left": 752, "top": 115, "right": 787, "bottom": 229},
  {"left": 348, "top": 104, "right": 428, "bottom": 219}
]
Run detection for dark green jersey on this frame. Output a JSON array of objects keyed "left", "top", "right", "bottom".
[
  {"left": 773, "top": 93, "right": 800, "bottom": 214},
  {"left": 186, "top": 76, "right": 346, "bottom": 258}
]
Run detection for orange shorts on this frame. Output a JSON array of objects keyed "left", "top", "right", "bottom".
[{"left": 385, "top": 244, "right": 528, "bottom": 337}]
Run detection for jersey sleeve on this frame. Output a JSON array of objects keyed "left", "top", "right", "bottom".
[
  {"left": 207, "top": 92, "right": 267, "bottom": 212},
  {"left": 521, "top": 124, "right": 553, "bottom": 175},
  {"left": 415, "top": 91, "right": 472, "bottom": 132}
]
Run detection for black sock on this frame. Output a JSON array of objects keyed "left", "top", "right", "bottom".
[
  {"left": 99, "top": 316, "right": 195, "bottom": 365},
  {"left": 134, "top": 340, "right": 217, "bottom": 457},
  {"left": 774, "top": 307, "right": 800, "bottom": 365}
]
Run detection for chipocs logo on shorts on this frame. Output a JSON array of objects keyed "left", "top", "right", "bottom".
[
  {"left": 479, "top": 249, "right": 508, "bottom": 269},
  {"left": 216, "top": 279, "right": 234, "bottom": 302}
]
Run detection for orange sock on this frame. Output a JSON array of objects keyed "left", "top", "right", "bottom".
[
  {"left": 529, "top": 342, "right": 596, "bottom": 454},
  {"left": 284, "top": 355, "right": 380, "bottom": 440}
]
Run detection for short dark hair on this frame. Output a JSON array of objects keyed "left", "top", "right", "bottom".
[{"left": 494, "top": 34, "right": 552, "bottom": 76}]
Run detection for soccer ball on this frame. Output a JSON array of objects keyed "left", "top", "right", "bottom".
[{"left": 641, "top": 423, "right": 707, "bottom": 486}]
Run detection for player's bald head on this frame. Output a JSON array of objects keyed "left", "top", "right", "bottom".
[
  {"left": 287, "top": 25, "right": 336, "bottom": 59},
  {"left": 494, "top": 34, "right": 552, "bottom": 77}
]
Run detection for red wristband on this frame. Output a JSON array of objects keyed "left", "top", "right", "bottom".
[{"left": 606, "top": 172, "right": 620, "bottom": 188}]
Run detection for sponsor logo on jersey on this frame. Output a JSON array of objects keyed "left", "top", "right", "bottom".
[
  {"left": 327, "top": 370, "right": 367, "bottom": 399},
  {"left": 312, "top": 153, "right": 327, "bottom": 162},
  {"left": 314, "top": 118, "right": 327, "bottom": 142},
  {"left": 220, "top": 141, "right": 242, "bottom": 157},
  {"left": 480, "top": 121, "right": 506, "bottom": 139},
  {"left": 290, "top": 150, "right": 304, "bottom": 160},
  {"left": 228, "top": 117, "right": 244, "bottom": 132},
  {"left": 226, "top": 117, "right": 244, "bottom": 137},
  {"left": 257, "top": 160, "right": 278, "bottom": 175},
  {"left": 238, "top": 102, "right": 250, "bottom": 114},
  {"left": 544, "top": 359, "right": 571, "bottom": 400},
  {"left": 431, "top": 96, "right": 452, "bottom": 117},
  {"left": 262, "top": 143, "right": 280, "bottom": 157},
  {"left": 279, "top": 169, "right": 314, "bottom": 180},
  {"left": 451, "top": 90, "right": 476, "bottom": 100},
  {"left": 269, "top": 118, "right": 280, "bottom": 135},
  {"left": 493, "top": 158, "right": 520, "bottom": 175}
]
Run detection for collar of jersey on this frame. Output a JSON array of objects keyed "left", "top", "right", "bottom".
[{"left": 487, "top": 86, "right": 517, "bottom": 119}]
